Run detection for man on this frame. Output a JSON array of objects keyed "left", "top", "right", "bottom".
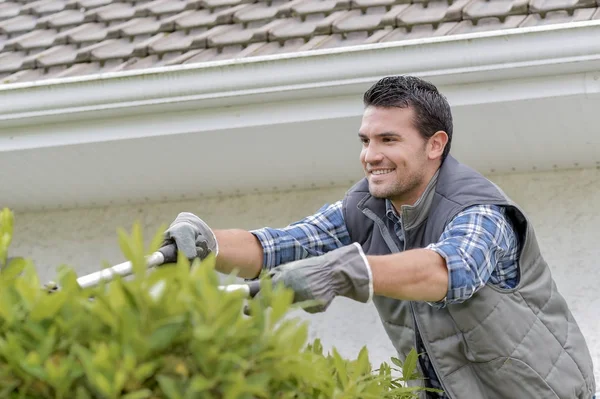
[{"left": 163, "top": 76, "right": 596, "bottom": 398}]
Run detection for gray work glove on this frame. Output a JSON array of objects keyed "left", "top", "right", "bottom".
[
  {"left": 163, "top": 212, "right": 218, "bottom": 261},
  {"left": 255, "top": 243, "right": 373, "bottom": 314}
]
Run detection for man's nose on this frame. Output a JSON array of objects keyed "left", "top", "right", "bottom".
[{"left": 363, "top": 144, "right": 384, "bottom": 164}]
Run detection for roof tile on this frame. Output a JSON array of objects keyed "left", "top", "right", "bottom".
[
  {"left": 463, "top": 0, "right": 528, "bottom": 21},
  {"left": 131, "top": 32, "right": 168, "bottom": 56},
  {"left": 209, "top": 19, "right": 285, "bottom": 46},
  {"left": 86, "top": 3, "right": 136, "bottom": 22},
  {"left": 75, "top": 38, "right": 135, "bottom": 62},
  {"left": 529, "top": 0, "right": 597, "bottom": 14},
  {"left": 145, "top": 30, "right": 194, "bottom": 53},
  {"left": 58, "top": 22, "right": 108, "bottom": 44},
  {"left": 0, "top": 2, "right": 21, "bottom": 21},
  {"left": 144, "top": 25, "right": 234, "bottom": 53},
  {"left": 350, "top": 0, "right": 411, "bottom": 11},
  {"left": 396, "top": 0, "right": 473, "bottom": 27},
  {"left": 201, "top": 0, "right": 254, "bottom": 10},
  {"left": 135, "top": 0, "right": 188, "bottom": 17},
  {"left": 269, "top": 10, "right": 348, "bottom": 40},
  {"left": 333, "top": 5, "right": 408, "bottom": 33},
  {"left": 315, "top": 28, "right": 390, "bottom": 47},
  {"left": 110, "top": 17, "right": 161, "bottom": 36},
  {"left": 246, "top": 37, "right": 307, "bottom": 55},
  {"left": 0, "top": 50, "right": 25, "bottom": 73},
  {"left": 50, "top": 62, "right": 102, "bottom": 78},
  {"left": 173, "top": 43, "right": 259, "bottom": 62},
  {"left": 22, "top": 0, "right": 71, "bottom": 16},
  {"left": 0, "top": 15, "right": 37, "bottom": 34},
  {"left": 1, "top": 68, "right": 45, "bottom": 84},
  {"left": 521, "top": 7, "right": 596, "bottom": 25},
  {"left": 174, "top": 4, "right": 248, "bottom": 28},
  {"left": 38, "top": 9, "right": 86, "bottom": 28},
  {"left": 448, "top": 14, "right": 526, "bottom": 34},
  {"left": 112, "top": 54, "right": 165, "bottom": 71},
  {"left": 7, "top": 28, "right": 59, "bottom": 50},
  {"left": 233, "top": 0, "right": 302, "bottom": 24},
  {"left": 75, "top": 0, "right": 113, "bottom": 10},
  {"left": 292, "top": 0, "right": 351, "bottom": 16},
  {"left": 379, "top": 21, "right": 456, "bottom": 40},
  {"left": 31, "top": 44, "right": 78, "bottom": 67}
]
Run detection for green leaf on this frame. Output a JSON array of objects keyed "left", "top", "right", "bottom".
[
  {"left": 157, "top": 375, "right": 184, "bottom": 399},
  {"left": 391, "top": 357, "right": 403, "bottom": 368},
  {"left": 118, "top": 228, "right": 136, "bottom": 264},
  {"left": 91, "top": 372, "right": 113, "bottom": 397},
  {"left": 1, "top": 257, "right": 26, "bottom": 279},
  {"left": 148, "top": 317, "right": 186, "bottom": 351},
  {"left": 133, "top": 361, "right": 158, "bottom": 382},
  {"left": 331, "top": 348, "right": 348, "bottom": 388},
  {"left": 356, "top": 346, "right": 371, "bottom": 376},
  {"left": 402, "top": 349, "right": 419, "bottom": 382},
  {"left": 148, "top": 225, "right": 167, "bottom": 255},
  {"left": 29, "top": 290, "right": 68, "bottom": 322},
  {"left": 186, "top": 375, "right": 216, "bottom": 394}
]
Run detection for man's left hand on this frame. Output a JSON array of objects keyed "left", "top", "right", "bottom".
[{"left": 256, "top": 243, "right": 374, "bottom": 313}]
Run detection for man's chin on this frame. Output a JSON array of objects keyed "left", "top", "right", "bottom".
[{"left": 368, "top": 188, "right": 391, "bottom": 199}]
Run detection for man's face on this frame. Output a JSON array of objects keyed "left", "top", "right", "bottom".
[{"left": 358, "top": 106, "right": 431, "bottom": 204}]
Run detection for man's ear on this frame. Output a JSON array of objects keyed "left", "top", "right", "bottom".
[{"left": 428, "top": 131, "right": 448, "bottom": 160}]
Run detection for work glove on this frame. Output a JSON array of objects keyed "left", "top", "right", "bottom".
[
  {"left": 162, "top": 212, "right": 218, "bottom": 261},
  {"left": 249, "top": 243, "right": 373, "bottom": 314}
]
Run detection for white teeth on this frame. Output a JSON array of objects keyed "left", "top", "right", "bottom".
[{"left": 371, "top": 169, "right": 394, "bottom": 175}]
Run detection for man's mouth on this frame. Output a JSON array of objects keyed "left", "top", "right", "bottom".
[{"left": 370, "top": 169, "right": 395, "bottom": 176}]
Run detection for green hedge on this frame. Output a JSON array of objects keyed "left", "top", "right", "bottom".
[{"left": 0, "top": 208, "right": 432, "bottom": 398}]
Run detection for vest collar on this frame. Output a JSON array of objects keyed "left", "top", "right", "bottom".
[{"left": 399, "top": 169, "right": 439, "bottom": 231}]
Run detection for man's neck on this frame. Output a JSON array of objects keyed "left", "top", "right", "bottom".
[{"left": 390, "top": 171, "right": 438, "bottom": 211}]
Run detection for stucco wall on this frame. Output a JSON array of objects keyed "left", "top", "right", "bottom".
[{"left": 8, "top": 167, "right": 600, "bottom": 389}]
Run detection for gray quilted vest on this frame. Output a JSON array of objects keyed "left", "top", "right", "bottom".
[{"left": 342, "top": 155, "right": 596, "bottom": 399}]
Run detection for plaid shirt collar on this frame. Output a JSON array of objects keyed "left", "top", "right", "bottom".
[{"left": 385, "top": 200, "right": 400, "bottom": 222}]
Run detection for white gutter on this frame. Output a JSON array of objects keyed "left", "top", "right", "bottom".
[{"left": 2, "top": 20, "right": 600, "bottom": 130}]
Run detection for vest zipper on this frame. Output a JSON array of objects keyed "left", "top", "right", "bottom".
[
  {"left": 400, "top": 215, "right": 452, "bottom": 399},
  {"left": 410, "top": 302, "right": 453, "bottom": 398},
  {"left": 362, "top": 206, "right": 453, "bottom": 398}
]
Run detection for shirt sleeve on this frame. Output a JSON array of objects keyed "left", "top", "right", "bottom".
[
  {"left": 250, "top": 200, "right": 351, "bottom": 270},
  {"left": 425, "top": 204, "right": 520, "bottom": 308}
]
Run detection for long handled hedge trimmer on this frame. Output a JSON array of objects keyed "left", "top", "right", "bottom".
[{"left": 44, "top": 243, "right": 261, "bottom": 298}]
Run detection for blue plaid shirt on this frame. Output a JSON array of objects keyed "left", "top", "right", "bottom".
[{"left": 251, "top": 200, "right": 519, "bottom": 397}]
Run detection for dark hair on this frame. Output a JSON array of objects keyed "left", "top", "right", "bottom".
[{"left": 363, "top": 75, "right": 453, "bottom": 161}]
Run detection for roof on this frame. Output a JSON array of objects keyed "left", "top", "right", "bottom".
[
  {"left": 1, "top": 0, "right": 598, "bottom": 85},
  {"left": 2, "top": 18, "right": 600, "bottom": 211}
]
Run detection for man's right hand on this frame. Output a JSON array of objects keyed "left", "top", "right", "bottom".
[{"left": 163, "top": 212, "right": 219, "bottom": 261}]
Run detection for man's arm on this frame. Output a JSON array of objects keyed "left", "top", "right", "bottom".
[
  {"left": 367, "top": 205, "right": 519, "bottom": 304},
  {"left": 213, "top": 201, "right": 351, "bottom": 279},
  {"left": 368, "top": 248, "right": 448, "bottom": 302},
  {"left": 213, "top": 229, "right": 264, "bottom": 279}
]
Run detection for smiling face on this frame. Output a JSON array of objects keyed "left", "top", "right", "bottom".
[{"left": 359, "top": 105, "right": 446, "bottom": 208}]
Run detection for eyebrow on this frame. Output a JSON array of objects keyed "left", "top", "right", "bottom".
[{"left": 358, "top": 132, "right": 401, "bottom": 139}]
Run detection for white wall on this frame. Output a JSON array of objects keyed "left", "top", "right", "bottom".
[{"left": 8, "top": 167, "right": 600, "bottom": 389}]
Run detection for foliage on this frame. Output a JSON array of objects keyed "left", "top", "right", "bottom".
[{"left": 0, "top": 208, "right": 437, "bottom": 398}]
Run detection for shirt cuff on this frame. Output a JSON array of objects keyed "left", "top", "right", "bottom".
[{"left": 249, "top": 228, "right": 278, "bottom": 270}]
